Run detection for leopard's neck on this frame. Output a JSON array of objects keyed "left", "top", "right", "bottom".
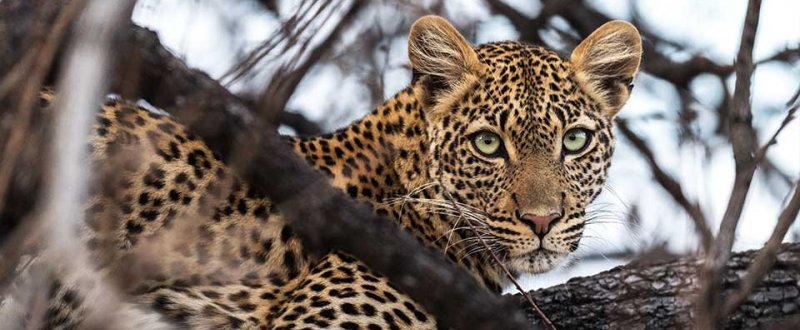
[{"left": 288, "top": 82, "right": 505, "bottom": 292}]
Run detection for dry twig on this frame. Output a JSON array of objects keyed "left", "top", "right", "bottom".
[
  {"left": 256, "top": 1, "right": 364, "bottom": 126},
  {"left": 697, "top": 0, "right": 763, "bottom": 327}
]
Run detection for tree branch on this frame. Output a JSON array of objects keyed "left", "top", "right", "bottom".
[
  {"left": 519, "top": 243, "right": 800, "bottom": 329},
  {"left": 0, "top": 0, "right": 86, "bottom": 220},
  {"left": 698, "top": 0, "right": 763, "bottom": 327}
]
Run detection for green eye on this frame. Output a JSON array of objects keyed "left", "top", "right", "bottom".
[
  {"left": 563, "top": 128, "right": 591, "bottom": 154},
  {"left": 472, "top": 131, "right": 503, "bottom": 156}
]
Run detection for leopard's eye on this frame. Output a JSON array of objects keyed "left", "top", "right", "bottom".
[
  {"left": 472, "top": 131, "right": 503, "bottom": 157},
  {"left": 563, "top": 128, "right": 591, "bottom": 154}
]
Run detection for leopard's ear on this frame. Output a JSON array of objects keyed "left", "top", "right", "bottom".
[
  {"left": 408, "top": 16, "right": 484, "bottom": 88},
  {"left": 571, "top": 20, "right": 642, "bottom": 117}
]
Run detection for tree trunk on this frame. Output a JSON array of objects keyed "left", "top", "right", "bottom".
[{"left": 518, "top": 243, "right": 800, "bottom": 329}]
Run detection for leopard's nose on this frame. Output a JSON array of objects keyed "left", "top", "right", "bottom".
[{"left": 520, "top": 212, "right": 561, "bottom": 238}]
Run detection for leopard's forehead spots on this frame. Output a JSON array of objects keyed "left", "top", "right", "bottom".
[{"left": 466, "top": 41, "right": 609, "bottom": 154}]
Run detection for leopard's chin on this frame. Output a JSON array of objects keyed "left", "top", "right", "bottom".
[{"left": 504, "top": 249, "right": 568, "bottom": 275}]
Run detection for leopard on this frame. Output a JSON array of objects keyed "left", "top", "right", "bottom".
[{"left": 20, "top": 15, "right": 642, "bottom": 329}]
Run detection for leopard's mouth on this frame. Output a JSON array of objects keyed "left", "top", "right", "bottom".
[{"left": 504, "top": 249, "right": 568, "bottom": 275}]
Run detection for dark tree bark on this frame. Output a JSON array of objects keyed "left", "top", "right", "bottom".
[{"left": 521, "top": 243, "right": 800, "bottom": 329}]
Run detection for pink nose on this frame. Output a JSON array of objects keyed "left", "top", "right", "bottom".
[{"left": 521, "top": 213, "right": 560, "bottom": 236}]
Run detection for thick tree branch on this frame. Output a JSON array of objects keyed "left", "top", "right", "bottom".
[{"left": 520, "top": 243, "right": 800, "bottom": 329}]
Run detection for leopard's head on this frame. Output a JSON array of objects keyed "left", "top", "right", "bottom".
[{"left": 405, "top": 16, "right": 641, "bottom": 275}]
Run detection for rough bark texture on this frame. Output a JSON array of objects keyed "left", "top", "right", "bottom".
[{"left": 522, "top": 243, "right": 800, "bottom": 329}]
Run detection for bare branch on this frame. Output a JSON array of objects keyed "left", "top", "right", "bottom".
[
  {"left": 755, "top": 46, "right": 800, "bottom": 66},
  {"left": 257, "top": 1, "right": 364, "bottom": 126},
  {"left": 221, "top": 1, "right": 330, "bottom": 84},
  {"left": 715, "top": 0, "right": 761, "bottom": 254},
  {"left": 486, "top": 0, "right": 552, "bottom": 44},
  {"left": 698, "top": 0, "right": 763, "bottom": 327},
  {"left": 493, "top": 0, "right": 732, "bottom": 87},
  {"left": 753, "top": 107, "right": 798, "bottom": 165}
]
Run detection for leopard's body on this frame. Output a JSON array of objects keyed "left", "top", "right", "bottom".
[{"left": 29, "top": 16, "right": 642, "bottom": 329}]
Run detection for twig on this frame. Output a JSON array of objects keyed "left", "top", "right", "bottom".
[
  {"left": 754, "top": 46, "right": 800, "bottom": 66},
  {"left": 787, "top": 83, "right": 800, "bottom": 109},
  {"left": 753, "top": 107, "right": 797, "bottom": 165},
  {"left": 617, "top": 120, "right": 714, "bottom": 250},
  {"left": 220, "top": 1, "right": 331, "bottom": 85},
  {"left": 438, "top": 180, "right": 556, "bottom": 329},
  {"left": 486, "top": 0, "right": 552, "bottom": 44},
  {"left": 697, "top": 0, "right": 763, "bottom": 328},
  {"left": 714, "top": 0, "right": 762, "bottom": 258},
  {"left": 257, "top": 1, "right": 364, "bottom": 126}
]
